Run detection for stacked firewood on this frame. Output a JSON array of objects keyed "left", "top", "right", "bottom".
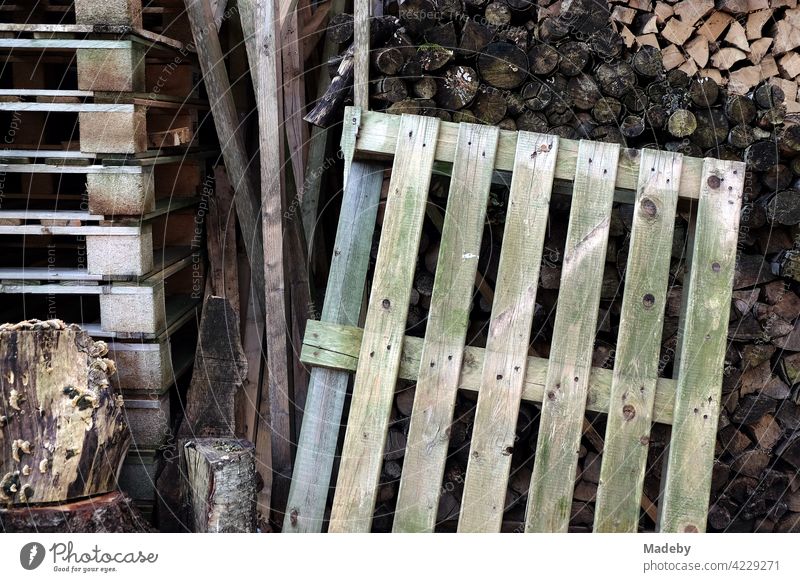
[
  {"left": 313, "top": 0, "right": 800, "bottom": 533},
  {"left": 608, "top": 0, "right": 800, "bottom": 106}
]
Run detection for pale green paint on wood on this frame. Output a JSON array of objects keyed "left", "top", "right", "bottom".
[
  {"left": 300, "top": 320, "right": 679, "bottom": 426},
  {"left": 392, "top": 123, "right": 500, "bottom": 533},
  {"left": 594, "top": 149, "right": 682, "bottom": 533},
  {"left": 658, "top": 158, "right": 744, "bottom": 533},
  {"left": 458, "top": 132, "right": 558, "bottom": 533},
  {"left": 328, "top": 114, "right": 441, "bottom": 532},
  {"left": 525, "top": 140, "right": 620, "bottom": 533},
  {"left": 284, "top": 161, "right": 384, "bottom": 533}
]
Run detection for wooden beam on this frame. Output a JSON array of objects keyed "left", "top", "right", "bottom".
[
  {"left": 299, "top": 320, "right": 679, "bottom": 426},
  {"left": 350, "top": 109, "right": 707, "bottom": 201},
  {"left": 184, "top": 0, "right": 265, "bottom": 313}
]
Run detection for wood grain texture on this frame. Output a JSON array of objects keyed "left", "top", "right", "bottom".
[
  {"left": 329, "top": 114, "right": 440, "bottom": 532},
  {"left": 301, "top": 319, "right": 679, "bottom": 426},
  {"left": 284, "top": 161, "right": 383, "bottom": 533},
  {"left": 351, "top": 109, "right": 707, "bottom": 201},
  {"left": 594, "top": 150, "right": 682, "bottom": 533},
  {"left": 458, "top": 132, "right": 558, "bottom": 533},
  {"left": 184, "top": 0, "right": 264, "bottom": 312},
  {"left": 658, "top": 158, "right": 744, "bottom": 533},
  {"left": 392, "top": 123, "right": 499, "bottom": 533},
  {"left": 525, "top": 140, "right": 619, "bottom": 533},
  {"left": 353, "top": 0, "right": 371, "bottom": 109}
]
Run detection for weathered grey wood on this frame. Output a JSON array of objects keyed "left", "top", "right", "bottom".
[
  {"left": 392, "top": 123, "right": 500, "bottom": 533},
  {"left": 526, "top": 140, "right": 619, "bottom": 533},
  {"left": 594, "top": 150, "right": 682, "bottom": 533},
  {"left": 658, "top": 158, "right": 744, "bottom": 533},
  {"left": 352, "top": 110, "right": 708, "bottom": 201},
  {"left": 184, "top": 0, "right": 265, "bottom": 312},
  {"left": 284, "top": 161, "right": 383, "bottom": 533},
  {"left": 301, "top": 0, "right": 347, "bottom": 243},
  {"left": 329, "top": 114, "right": 440, "bottom": 532},
  {"left": 300, "top": 319, "right": 680, "bottom": 426},
  {"left": 458, "top": 132, "right": 558, "bottom": 533},
  {"left": 353, "top": 0, "right": 371, "bottom": 109},
  {"left": 184, "top": 438, "right": 256, "bottom": 533}
]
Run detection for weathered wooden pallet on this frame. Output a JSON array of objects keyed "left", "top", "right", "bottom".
[
  {"left": 0, "top": 152, "right": 212, "bottom": 215},
  {"left": 0, "top": 252, "right": 201, "bottom": 336},
  {"left": 0, "top": 98, "right": 206, "bottom": 154},
  {"left": 292, "top": 108, "right": 744, "bottom": 533}
]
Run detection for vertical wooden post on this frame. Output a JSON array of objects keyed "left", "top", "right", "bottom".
[{"left": 353, "top": 0, "right": 371, "bottom": 110}]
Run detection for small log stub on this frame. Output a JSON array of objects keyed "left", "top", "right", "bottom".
[
  {"left": 184, "top": 438, "right": 257, "bottom": 533},
  {"left": 0, "top": 320, "right": 130, "bottom": 505}
]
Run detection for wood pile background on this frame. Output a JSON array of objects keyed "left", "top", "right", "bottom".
[{"left": 310, "top": 0, "right": 800, "bottom": 532}]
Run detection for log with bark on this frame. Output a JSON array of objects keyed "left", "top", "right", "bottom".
[{"left": 0, "top": 320, "right": 129, "bottom": 506}]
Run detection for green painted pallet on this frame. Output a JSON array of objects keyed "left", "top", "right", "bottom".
[{"left": 289, "top": 108, "right": 744, "bottom": 533}]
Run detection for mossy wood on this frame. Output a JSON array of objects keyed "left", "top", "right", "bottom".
[{"left": 292, "top": 108, "right": 745, "bottom": 533}]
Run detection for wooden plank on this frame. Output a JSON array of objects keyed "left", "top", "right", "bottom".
[
  {"left": 300, "top": 320, "right": 679, "bottom": 426},
  {"left": 247, "top": 0, "right": 295, "bottom": 525},
  {"left": 525, "top": 140, "right": 619, "bottom": 533},
  {"left": 284, "top": 161, "right": 383, "bottom": 533},
  {"left": 392, "top": 123, "right": 500, "bottom": 533},
  {"left": 593, "top": 150, "right": 682, "bottom": 533},
  {"left": 658, "top": 159, "right": 744, "bottom": 533},
  {"left": 301, "top": 0, "right": 346, "bottom": 243},
  {"left": 458, "top": 132, "right": 558, "bottom": 533},
  {"left": 328, "top": 114, "right": 440, "bottom": 532},
  {"left": 0, "top": 103, "right": 133, "bottom": 112},
  {"left": 352, "top": 110, "right": 707, "bottom": 201},
  {"left": 182, "top": 1, "right": 265, "bottom": 313},
  {"left": 353, "top": 0, "right": 370, "bottom": 109},
  {"left": 0, "top": 39, "right": 132, "bottom": 49}
]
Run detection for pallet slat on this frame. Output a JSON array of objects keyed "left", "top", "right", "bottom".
[
  {"left": 329, "top": 114, "right": 441, "bottom": 532},
  {"left": 458, "top": 132, "right": 557, "bottom": 533},
  {"left": 284, "top": 161, "right": 384, "bottom": 533},
  {"left": 594, "top": 150, "right": 682, "bottom": 533},
  {"left": 300, "top": 320, "right": 680, "bottom": 426},
  {"left": 526, "top": 141, "right": 620, "bottom": 533},
  {"left": 393, "top": 123, "right": 499, "bottom": 533},
  {"left": 658, "top": 158, "right": 744, "bottom": 533}
]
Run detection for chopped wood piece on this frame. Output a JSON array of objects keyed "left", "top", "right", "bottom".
[
  {"left": 184, "top": 438, "right": 256, "bottom": 533},
  {"left": 662, "top": 17, "right": 695, "bottom": 45},
  {"left": 711, "top": 47, "right": 748, "bottom": 70},
  {"left": 697, "top": 11, "right": 734, "bottom": 42},
  {"left": 747, "top": 9, "right": 775, "bottom": 40},
  {"left": 718, "top": 0, "right": 751, "bottom": 13},
  {"left": 661, "top": 44, "right": 685, "bottom": 70},
  {"left": 772, "top": 7, "right": 800, "bottom": 54},
  {"left": 749, "top": 37, "right": 774, "bottom": 62},
  {"left": 779, "top": 52, "right": 800, "bottom": 78},
  {"left": 686, "top": 35, "right": 710, "bottom": 67},
  {"left": 726, "top": 20, "right": 751, "bottom": 51},
  {"left": 611, "top": 6, "right": 636, "bottom": 25},
  {"left": 477, "top": 42, "right": 528, "bottom": 89},
  {"left": 729, "top": 65, "right": 763, "bottom": 93},
  {"left": 435, "top": 65, "right": 479, "bottom": 110},
  {"left": 674, "top": 0, "right": 714, "bottom": 27}
]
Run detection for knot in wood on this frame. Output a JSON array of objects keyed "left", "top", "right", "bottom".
[
  {"left": 640, "top": 197, "right": 657, "bottom": 218},
  {"left": 622, "top": 404, "right": 636, "bottom": 420},
  {"left": 707, "top": 175, "right": 721, "bottom": 189},
  {"left": 642, "top": 293, "right": 655, "bottom": 309},
  {"left": 382, "top": 298, "right": 391, "bottom": 309}
]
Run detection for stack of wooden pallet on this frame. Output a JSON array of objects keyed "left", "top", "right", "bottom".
[{"left": 0, "top": 0, "right": 213, "bottom": 521}]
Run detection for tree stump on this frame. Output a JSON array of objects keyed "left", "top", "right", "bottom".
[{"left": 0, "top": 320, "right": 130, "bottom": 506}]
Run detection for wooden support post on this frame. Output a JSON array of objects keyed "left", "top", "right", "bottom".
[{"left": 184, "top": 0, "right": 265, "bottom": 314}]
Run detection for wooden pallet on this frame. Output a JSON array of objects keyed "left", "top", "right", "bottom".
[
  {"left": 0, "top": 200, "right": 200, "bottom": 276},
  {"left": 0, "top": 152, "right": 212, "bottom": 215},
  {"left": 291, "top": 108, "right": 744, "bottom": 533}
]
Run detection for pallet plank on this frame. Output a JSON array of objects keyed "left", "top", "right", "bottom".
[
  {"left": 458, "top": 132, "right": 558, "bottom": 533},
  {"left": 300, "top": 320, "right": 680, "bottom": 426},
  {"left": 284, "top": 161, "right": 384, "bottom": 533},
  {"left": 526, "top": 140, "right": 620, "bottom": 533},
  {"left": 352, "top": 110, "right": 707, "bottom": 201},
  {"left": 594, "top": 150, "right": 682, "bottom": 533},
  {"left": 393, "top": 123, "right": 500, "bottom": 533},
  {"left": 658, "top": 159, "right": 744, "bottom": 533},
  {"left": 328, "top": 114, "right": 440, "bottom": 532}
]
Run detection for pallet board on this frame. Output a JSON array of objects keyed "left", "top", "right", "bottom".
[{"left": 294, "top": 108, "right": 745, "bottom": 533}]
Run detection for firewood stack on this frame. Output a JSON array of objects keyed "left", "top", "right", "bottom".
[{"left": 315, "top": 0, "right": 800, "bottom": 533}]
